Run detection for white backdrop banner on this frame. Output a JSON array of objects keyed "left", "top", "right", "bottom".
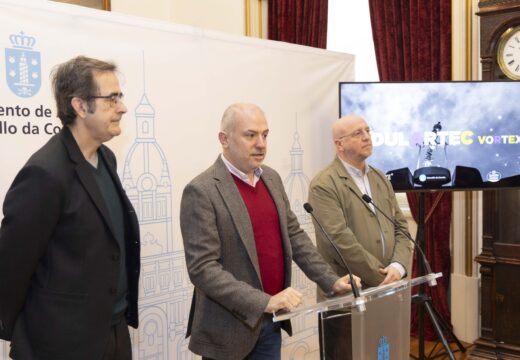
[{"left": 0, "top": 0, "right": 354, "bottom": 358}]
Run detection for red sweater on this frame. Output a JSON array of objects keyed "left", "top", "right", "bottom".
[{"left": 233, "top": 176, "right": 285, "bottom": 296}]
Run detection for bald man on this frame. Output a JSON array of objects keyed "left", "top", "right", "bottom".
[
  {"left": 308, "top": 115, "right": 412, "bottom": 359},
  {"left": 180, "top": 104, "right": 359, "bottom": 360}
]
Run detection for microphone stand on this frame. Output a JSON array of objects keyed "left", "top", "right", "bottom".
[
  {"left": 411, "top": 192, "right": 464, "bottom": 360},
  {"left": 303, "top": 203, "right": 362, "bottom": 300},
  {"left": 304, "top": 202, "right": 365, "bottom": 360},
  {"left": 360, "top": 193, "right": 434, "bottom": 281},
  {"left": 361, "top": 191, "right": 464, "bottom": 360}
]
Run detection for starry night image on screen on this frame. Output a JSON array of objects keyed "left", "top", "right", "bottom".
[{"left": 339, "top": 81, "right": 520, "bottom": 190}]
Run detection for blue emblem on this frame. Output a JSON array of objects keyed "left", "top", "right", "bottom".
[
  {"left": 5, "top": 31, "right": 41, "bottom": 98},
  {"left": 377, "top": 336, "right": 390, "bottom": 360}
]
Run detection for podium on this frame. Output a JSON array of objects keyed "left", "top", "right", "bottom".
[{"left": 273, "top": 272, "right": 442, "bottom": 360}]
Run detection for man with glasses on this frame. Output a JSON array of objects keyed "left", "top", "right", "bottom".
[
  {"left": 0, "top": 56, "right": 140, "bottom": 360},
  {"left": 308, "top": 115, "right": 412, "bottom": 359}
]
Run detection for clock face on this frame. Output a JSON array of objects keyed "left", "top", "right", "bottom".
[{"left": 498, "top": 26, "right": 520, "bottom": 80}]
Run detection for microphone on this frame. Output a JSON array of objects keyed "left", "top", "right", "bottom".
[
  {"left": 360, "top": 194, "right": 436, "bottom": 284},
  {"left": 303, "top": 202, "right": 361, "bottom": 298}
]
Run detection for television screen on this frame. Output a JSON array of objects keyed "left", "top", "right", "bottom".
[{"left": 339, "top": 81, "right": 520, "bottom": 191}]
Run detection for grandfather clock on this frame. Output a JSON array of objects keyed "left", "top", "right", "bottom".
[
  {"left": 474, "top": 2, "right": 520, "bottom": 359},
  {"left": 479, "top": 0, "right": 520, "bottom": 79}
]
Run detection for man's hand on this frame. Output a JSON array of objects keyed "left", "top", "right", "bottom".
[
  {"left": 378, "top": 265, "right": 402, "bottom": 285},
  {"left": 331, "top": 274, "right": 361, "bottom": 295},
  {"left": 264, "top": 287, "right": 303, "bottom": 313}
]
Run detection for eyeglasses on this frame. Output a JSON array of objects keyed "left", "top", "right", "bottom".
[
  {"left": 337, "top": 127, "right": 371, "bottom": 140},
  {"left": 88, "top": 92, "right": 124, "bottom": 107}
]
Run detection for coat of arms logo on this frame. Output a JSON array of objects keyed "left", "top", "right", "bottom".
[
  {"left": 5, "top": 31, "right": 41, "bottom": 98},
  {"left": 377, "top": 335, "right": 390, "bottom": 360}
]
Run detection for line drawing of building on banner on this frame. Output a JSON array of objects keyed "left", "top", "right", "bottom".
[
  {"left": 284, "top": 121, "right": 312, "bottom": 234},
  {"left": 123, "top": 54, "right": 194, "bottom": 360},
  {"left": 282, "top": 120, "right": 319, "bottom": 360}
]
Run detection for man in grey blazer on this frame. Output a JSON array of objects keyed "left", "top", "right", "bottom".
[
  {"left": 180, "top": 103, "right": 359, "bottom": 360},
  {"left": 0, "top": 56, "right": 140, "bottom": 360},
  {"left": 308, "top": 115, "right": 412, "bottom": 359}
]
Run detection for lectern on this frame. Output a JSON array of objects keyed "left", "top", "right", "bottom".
[{"left": 273, "top": 273, "right": 442, "bottom": 360}]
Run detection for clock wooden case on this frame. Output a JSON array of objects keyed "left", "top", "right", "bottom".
[
  {"left": 478, "top": 1, "right": 520, "bottom": 80},
  {"left": 474, "top": 2, "right": 520, "bottom": 359}
]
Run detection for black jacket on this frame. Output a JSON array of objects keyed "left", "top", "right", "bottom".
[{"left": 0, "top": 127, "right": 140, "bottom": 359}]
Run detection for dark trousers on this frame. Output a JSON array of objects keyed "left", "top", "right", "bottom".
[
  {"left": 203, "top": 314, "right": 281, "bottom": 360},
  {"left": 102, "top": 317, "right": 132, "bottom": 360},
  {"left": 318, "top": 311, "right": 352, "bottom": 360}
]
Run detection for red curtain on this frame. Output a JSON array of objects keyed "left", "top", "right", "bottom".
[
  {"left": 368, "top": 0, "right": 451, "bottom": 81},
  {"left": 268, "top": 0, "right": 328, "bottom": 49},
  {"left": 368, "top": 0, "right": 453, "bottom": 340}
]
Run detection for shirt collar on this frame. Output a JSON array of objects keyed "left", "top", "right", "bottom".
[
  {"left": 339, "top": 157, "right": 370, "bottom": 178},
  {"left": 221, "top": 154, "right": 263, "bottom": 186}
]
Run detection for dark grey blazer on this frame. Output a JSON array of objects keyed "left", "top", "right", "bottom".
[
  {"left": 0, "top": 127, "right": 140, "bottom": 360},
  {"left": 180, "top": 157, "right": 339, "bottom": 360}
]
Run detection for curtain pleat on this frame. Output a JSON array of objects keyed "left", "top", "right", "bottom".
[
  {"left": 368, "top": 0, "right": 453, "bottom": 340},
  {"left": 268, "top": 0, "right": 328, "bottom": 49}
]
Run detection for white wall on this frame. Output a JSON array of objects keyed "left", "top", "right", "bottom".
[
  {"left": 170, "top": 0, "right": 244, "bottom": 35},
  {"left": 327, "top": 0, "right": 379, "bottom": 81},
  {"left": 111, "top": 0, "right": 245, "bottom": 35},
  {"left": 450, "top": 0, "right": 481, "bottom": 344},
  {"left": 111, "top": 0, "right": 172, "bottom": 22}
]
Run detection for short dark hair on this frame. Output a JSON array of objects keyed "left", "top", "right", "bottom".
[{"left": 51, "top": 56, "right": 117, "bottom": 126}]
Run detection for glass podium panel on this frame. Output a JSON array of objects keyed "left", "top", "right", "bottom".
[{"left": 274, "top": 273, "right": 442, "bottom": 360}]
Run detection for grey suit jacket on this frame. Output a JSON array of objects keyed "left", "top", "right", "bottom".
[
  {"left": 308, "top": 157, "right": 412, "bottom": 289},
  {"left": 180, "top": 157, "right": 339, "bottom": 360}
]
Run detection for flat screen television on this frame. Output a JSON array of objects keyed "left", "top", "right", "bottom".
[{"left": 339, "top": 81, "right": 520, "bottom": 191}]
